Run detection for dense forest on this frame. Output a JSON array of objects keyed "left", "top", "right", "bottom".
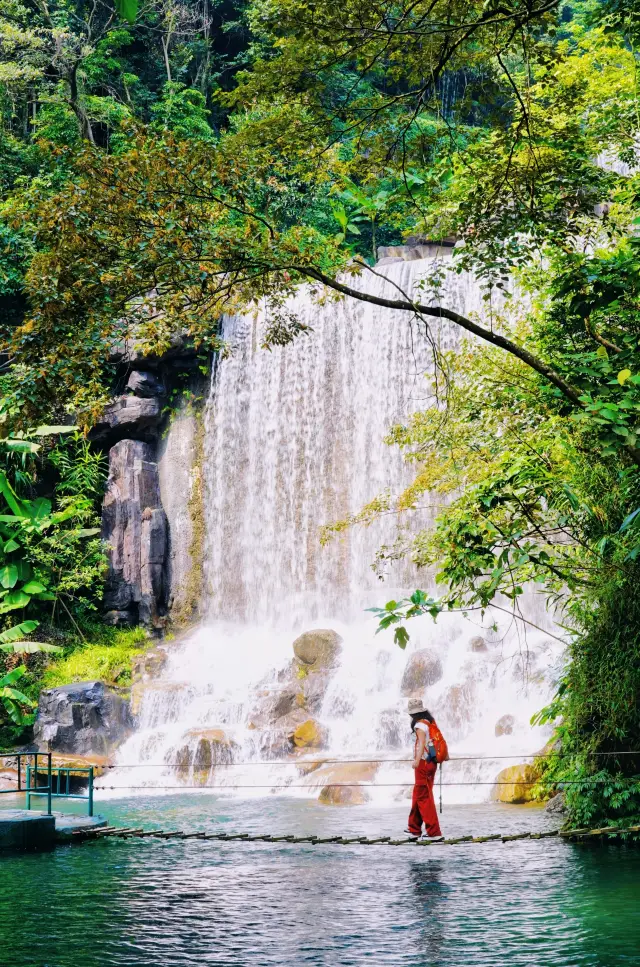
[{"left": 1, "top": 0, "right": 640, "bottom": 828}]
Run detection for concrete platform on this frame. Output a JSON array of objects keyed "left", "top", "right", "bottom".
[
  {"left": 0, "top": 809, "right": 107, "bottom": 850},
  {"left": 0, "top": 809, "right": 56, "bottom": 851},
  {"left": 52, "top": 811, "right": 108, "bottom": 842}
]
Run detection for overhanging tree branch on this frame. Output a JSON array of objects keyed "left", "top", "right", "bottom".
[
  {"left": 292, "top": 265, "right": 640, "bottom": 466},
  {"left": 296, "top": 265, "right": 583, "bottom": 404}
]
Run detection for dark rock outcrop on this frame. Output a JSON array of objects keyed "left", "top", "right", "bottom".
[
  {"left": 102, "top": 439, "right": 167, "bottom": 627},
  {"left": 544, "top": 791, "right": 566, "bottom": 814},
  {"left": 34, "top": 681, "right": 133, "bottom": 756},
  {"left": 126, "top": 370, "right": 165, "bottom": 398},
  {"left": 90, "top": 396, "right": 163, "bottom": 446},
  {"left": 109, "top": 332, "right": 200, "bottom": 371}
]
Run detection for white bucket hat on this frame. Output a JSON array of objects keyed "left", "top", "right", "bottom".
[{"left": 407, "top": 697, "right": 428, "bottom": 715}]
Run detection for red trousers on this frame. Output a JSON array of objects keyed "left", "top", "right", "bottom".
[{"left": 408, "top": 760, "right": 441, "bottom": 837}]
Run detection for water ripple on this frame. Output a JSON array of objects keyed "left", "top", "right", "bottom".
[{"left": 1, "top": 799, "right": 639, "bottom": 967}]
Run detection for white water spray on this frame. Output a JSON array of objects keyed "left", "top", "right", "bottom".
[{"left": 104, "top": 258, "right": 563, "bottom": 804}]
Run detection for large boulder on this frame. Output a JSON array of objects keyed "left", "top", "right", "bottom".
[
  {"left": 34, "top": 681, "right": 133, "bottom": 757},
  {"left": 271, "top": 686, "right": 302, "bottom": 720},
  {"left": 172, "top": 728, "right": 238, "bottom": 784},
  {"left": 490, "top": 764, "right": 539, "bottom": 804},
  {"left": 289, "top": 719, "right": 326, "bottom": 750},
  {"left": 312, "top": 762, "right": 378, "bottom": 806},
  {"left": 102, "top": 439, "right": 167, "bottom": 627},
  {"left": 400, "top": 648, "right": 443, "bottom": 695},
  {"left": 293, "top": 629, "right": 342, "bottom": 669}
]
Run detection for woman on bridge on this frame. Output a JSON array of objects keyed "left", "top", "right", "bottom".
[{"left": 406, "top": 698, "right": 447, "bottom": 841}]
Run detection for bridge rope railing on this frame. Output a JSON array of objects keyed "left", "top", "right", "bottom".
[
  {"left": 92, "top": 750, "right": 640, "bottom": 768},
  {"left": 90, "top": 778, "right": 640, "bottom": 790}
]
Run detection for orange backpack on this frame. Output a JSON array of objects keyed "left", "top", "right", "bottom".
[{"left": 428, "top": 719, "right": 450, "bottom": 764}]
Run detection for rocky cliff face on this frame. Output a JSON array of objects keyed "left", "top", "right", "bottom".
[
  {"left": 94, "top": 342, "right": 205, "bottom": 629},
  {"left": 102, "top": 440, "right": 167, "bottom": 628}
]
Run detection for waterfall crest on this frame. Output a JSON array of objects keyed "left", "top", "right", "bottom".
[{"left": 104, "top": 258, "right": 563, "bottom": 804}]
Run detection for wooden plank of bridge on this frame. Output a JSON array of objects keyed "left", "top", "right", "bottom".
[{"left": 69, "top": 824, "right": 640, "bottom": 847}]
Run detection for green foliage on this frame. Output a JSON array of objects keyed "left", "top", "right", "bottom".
[
  {"left": 48, "top": 433, "right": 108, "bottom": 502},
  {"left": 39, "top": 624, "right": 148, "bottom": 689},
  {"left": 114, "top": 0, "right": 139, "bottom": 24},
  {"left": 0, "top": 428, "right": 106, "bottom": 635},
  {"left": 150, "top": 83, "right": 214, "bottom": 140},
  {"left": 0, "top": 664, "right": 36, "bottom": 725},
  {"left": 533, "top": 570, "right": 640, "bottom": 827}
]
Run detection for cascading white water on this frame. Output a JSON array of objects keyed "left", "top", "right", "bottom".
[{"left": 104, "top": 257, "right": 564, "bottom": 804}]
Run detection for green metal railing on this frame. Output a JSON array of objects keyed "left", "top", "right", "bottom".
[
  {"left": 0, "top": 751, "right": 52, "bottom": 815},
  {"left": 26, "top": 764, "right": 94, "bottom": 817},
  {"left": 0, "top": 752, "right": 95, "bottom": 816}
]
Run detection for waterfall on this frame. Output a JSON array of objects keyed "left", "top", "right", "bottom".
[{"left": 103, "top": 258, "right": 563, "bottom": 805}]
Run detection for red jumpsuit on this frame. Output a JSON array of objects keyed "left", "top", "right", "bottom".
[{"left": 408, "top": 733, "right": 442, "bottom": 837}]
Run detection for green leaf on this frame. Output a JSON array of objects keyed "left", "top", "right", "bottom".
[
  {"left": 394, "top": 626, "right": 410, "bottom": 649},
  {"left": 617, "top": 369, "right": 632, "bottom": 385},
  {"left": 23, "top": 497, "right": 51, "bottom": 520},
  {"left": 0, "top": 664, "right": 27, "bottom": 686},
  {"left": 596, "top": 345, "right": 609, "bottom": 358},
  {"left": 1, "top": 589, "right": 30, "bottom": 609},
  {"left": 0, "top": 641, "right": 62, "bottom": 654},
  {"left": 619, "top": 507, "right": 640, "bottom": 532},
  {"left": 0, "top": 619, "right": 38, "bottom": 643},
  {"left": 21, "top": 581, "right": 46, "bottom": 594},
  {"left": 3, "top": 539, "right": 19, "bottom": 552},
  {"left": 15, "top": 560, "right": 32, "bottom": 581},
  {"left": 0, "top": 564, "right": 18, "bottom": 589},
  {"left": 32, "top": 425, "right": 78, "bottom": 436},
  {"left": 4, "top": 440, "right": 39, "bottom": 454}
]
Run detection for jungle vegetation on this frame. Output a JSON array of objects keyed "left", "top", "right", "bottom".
[{"left": 1, "top": 0, "right": 640, "bottom": 824}]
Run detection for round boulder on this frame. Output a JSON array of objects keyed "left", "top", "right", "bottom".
[
  {"left": 490, "top": 764, "right": 538, "bottom": 803},
  {"left": 293, "top": 629, "right": 342, "bottom": 669},
  {"left": 469, "top": 636, "right": 488, "bottom": 653},
  {"left": 312, "top": 762, "right": 377, "bottom": 806},
  {"left": 495, "top": 714, "right": 515, "bottom": 737},
  {"left": 400, "top": 648, "right": 443, "bottom": 695},
  {"left": 289, "top": 718, "right": 327, "bottom": 750},
  {"left": 319, "top": 785, "right": 369, "bottom": 805}
]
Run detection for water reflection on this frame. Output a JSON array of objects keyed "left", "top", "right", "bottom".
[{"left": 407, "top": 861, "right": 446, "bottom": 966}]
